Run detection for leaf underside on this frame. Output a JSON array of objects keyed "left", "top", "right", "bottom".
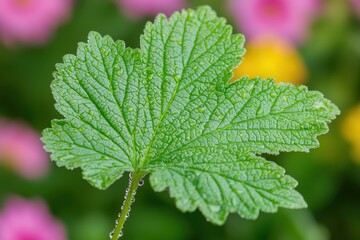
[{"left": 42, "top": 6, "right": 340, "bottom": 224}]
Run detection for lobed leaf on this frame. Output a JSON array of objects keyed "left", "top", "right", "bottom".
[{"left": 42, "top": 6, "right": 339, "bottom": 224}]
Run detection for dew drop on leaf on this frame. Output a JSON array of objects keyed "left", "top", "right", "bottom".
[
  {"left": 312, "top": 101, "right": 326, "bottom": 110},
  {"left": 109, "top": 230, "right": 114, "bottom": 239},
  {"left": 174, "top": 74, "right": 181, "bottom": 82},
  {"left": 231, "top": 196, "right": 239, "bottom": 206},
  {"left": 209, "top": 205, "right": 221, "bottom": 212},
  {"left": 198, "top": 107, "right": 205, "bottom": 113}
]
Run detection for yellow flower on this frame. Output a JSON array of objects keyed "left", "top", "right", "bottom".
[
  {"left": 342, "top": 104, "right": 360, "bottom": 163},
  {"left": 230, "top": 37, "right": 307, "bottom": 84}
]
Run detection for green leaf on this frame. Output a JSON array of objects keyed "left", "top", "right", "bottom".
[
  {"left": 150, "top": 153, "right": 306, "bottom": 224},
  {"left": 42, "top": 6, "right": 340, "bottom": 224}
]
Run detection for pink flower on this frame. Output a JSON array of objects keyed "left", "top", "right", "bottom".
[
  {"left": 0, "top": 0, "right": 72, "bottom": 46},
  {"left": 0, "top": 119, "right": 49, "bottom": 179},
  {"left": 0, "top": 196, "right": 67, "bottom": 240},
  {"left": 117, "top": 0, "right": 186, "bottom": 18},
  {"left": 349, "top": 0, "right": 360, "bottom": 17},
  {"left": 228, "top": 0, "right": 320, "bottom": 44}
]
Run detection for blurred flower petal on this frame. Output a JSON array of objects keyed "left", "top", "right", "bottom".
[
  {"left": 230, "top": 37, "right": 307, "bottom": 84},
  {"left": 342, "top": 104, "right": 360, "bottom": 163},
  {"left": 116, "top": 0, "right": 186, "bottom": 18},
  {"left": 228, "top": 0, "right": 320, "bottom": 44},
  {"left": 349, "top": 0, "right": 360, "bottom": 18},
  {"left": 0, "top": 0, "right": 72, "bottom": 46},
  {"left": 0, "top": 119, "right": 49, "bottom": 179},
  {"left": 0, "top": 196, "right": 67, "bottom": 240}
]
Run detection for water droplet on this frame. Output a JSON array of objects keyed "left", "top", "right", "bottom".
[
  {"left": 126, "top": 212, "right": 130, "bottom": 219},
  {"left": 174, "top": 74, "right": 181, "bottom": 82},
  {"left": 148, "top": 74, "right": 154, "bottom": 80},
  {"left": 198, "top": 107, "right": 205, "bottom": 113},
  {"left": 89, "top": 111, "right": 94, "bottom": 116},
  {"left": 117, "top": 70, "right": 124, "bottom": 76},
  {"left": 192, "top": 66, "right": 198, "bottom": 71},
  {"left": 270, "top": 92, "right": 276, "bottom": 98},
  {"left": 128, "top": 107, "right": 133, "bottom": 112},
  {"left": 138, "top": 179, "right": 145, "bottom": 186},
  {"left": 120, "top": 231, "right": 123, "bottom": 237},
  {"left": 199, "top": 61, "right": 204, "bottom": 66},
  {"left": 312, "top": 101, "right": 326, "bottom": 110},
  {"left": 209, "top": 205, "right": 221, "bottom": 212},
  {"left": 109, "top": 230, "right": 114, "bottom": 239}
]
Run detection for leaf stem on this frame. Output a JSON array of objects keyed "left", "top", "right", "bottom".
[{"left": 111, "top": 172, "right": 144, "bottom": 240}]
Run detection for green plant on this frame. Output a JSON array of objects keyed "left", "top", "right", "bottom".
[{"left": 41, "top": 6, "right": 339, "bottom": 239}]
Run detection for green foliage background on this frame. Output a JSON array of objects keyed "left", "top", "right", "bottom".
[{"left": 0, "top": 0, "right": 360, "bottom": 239}]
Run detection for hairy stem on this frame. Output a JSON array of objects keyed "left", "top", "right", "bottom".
[{"left": 111, "top": 172, "right": 144, "bottom": 240}]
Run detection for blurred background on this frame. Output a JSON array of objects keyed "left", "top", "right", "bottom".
[{"left": 0, "top": 0, "right": 359, "bottom": 239}]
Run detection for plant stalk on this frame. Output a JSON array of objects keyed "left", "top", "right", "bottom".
[{"left": 111, "top": 172, "right": 143, "bottom": 240}]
